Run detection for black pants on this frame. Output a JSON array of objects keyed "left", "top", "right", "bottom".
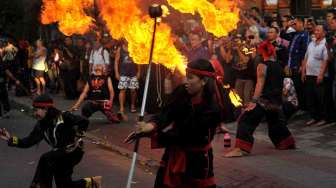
[
  {"left": 0, "top": 83, "right": 10, "bottom": 115},
  {"left": 82, "top": 101, "right": 106, "bottom": 118},
  {"left": 61, "top": 69, "right": 79, "bottom": 99},
  {"left": 31, "top": 148, "right": 86, "bottom": 188},
  {"left": 304, "top": 76, "right": 325, "bottom": 121},
  {"left": 291, "top": 69, "right": 306, "bottom": 110},
  {"left": 323, "top": 77, "right": 336, "bottom": 121},
  {"left": 235, "top": 104, "right": 295, "bottom": 153},
  {"left": 282, "top": 101, "right": 298, "bottom": 120}
]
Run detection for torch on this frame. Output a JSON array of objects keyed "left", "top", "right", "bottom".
[{"left": 126, "top": 4, "right": 163, "bottom": 188}]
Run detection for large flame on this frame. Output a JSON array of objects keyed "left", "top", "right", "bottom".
[
  {"left": 98, "top": 0, "right": 186, "bottom": 72},
  {"left": 41, "top": 0, "right": 94, "bottom": 36},
  {"left": 167, "top": 0, "right": 240, "bottom": 37}
]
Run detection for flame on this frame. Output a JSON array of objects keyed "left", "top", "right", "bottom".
[
  {"left": 98, "top": 0, "right": 186, "bottom": 72},
  {"left": 41, "top": 0, "right": 94, "bottom": 36},
  {"left": 167, "top": 0, "right": 240, "bottom": 37},
  {"left": 224, "top": 85, "right": 243, "bottom": 107}
]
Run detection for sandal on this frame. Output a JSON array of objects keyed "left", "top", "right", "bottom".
[{"left": 117, "top": 111, "right": 128, "bottom": 121}]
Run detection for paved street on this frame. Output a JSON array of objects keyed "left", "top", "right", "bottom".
[{"left": 2, "top": 93, "right": 336, "bottom": 188}]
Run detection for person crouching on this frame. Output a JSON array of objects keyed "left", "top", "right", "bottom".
[{"left": 70, "top": 64, "right": 120, "bottom": 123}]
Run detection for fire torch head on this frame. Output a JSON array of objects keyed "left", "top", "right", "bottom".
[{"left": 149, "top": 4, "right": 163, "bottom": 18}]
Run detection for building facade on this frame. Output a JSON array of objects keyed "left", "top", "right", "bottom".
[{"left": 246, "top": 0, "right": 335, "bottom": 17}]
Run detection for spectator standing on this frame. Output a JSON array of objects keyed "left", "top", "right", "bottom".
[
  {"left": 89, "top": 39, "right": 110, "bottom": 75},
  {"left": 60, "top": 37, "right": 79, "bottom": 99},
  {"left": 186, "top": 32, "right": 210, "bottom": 62},
  {"left": 287, "top": 17, "right": 310, "bottom": 111},
  {"left": 280, "top": 15, "right": 296, "bottom": 42},
  {"left": 114, "top": 39, "right": 140, "bottom": 121},
  {"left": 32, "top": 39, "right": 47, "bottom": 95},
  {"left": 301, "top": 25, "right": 329, "bottom": 126}
]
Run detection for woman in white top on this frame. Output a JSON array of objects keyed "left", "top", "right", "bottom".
[{"left": 32, "top": 39, "right": 47, "bottom": 95}]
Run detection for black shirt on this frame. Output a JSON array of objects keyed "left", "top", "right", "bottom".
[
  {"left": 261, "top": 60, "right": 283, "bottom": 104},
  {"left": 87, "top": 75, "right": 110, "bottom": 100}
]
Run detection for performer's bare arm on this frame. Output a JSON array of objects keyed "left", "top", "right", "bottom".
[
  {"left": 253, "top": 63, "right": 267, "bottom": 99},
  {"left": 246, "top": 63, "right": 266, "bottom": 111},
  {"left": 70, "top": 83, "right": 90, "bottom": 111}
]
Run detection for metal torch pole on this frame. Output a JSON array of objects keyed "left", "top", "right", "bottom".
[{"left": 126, "top": 17, "right": 158, "bottom": 188}]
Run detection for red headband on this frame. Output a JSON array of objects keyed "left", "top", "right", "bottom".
[
  {"left": 186, "top": 68, "right": 216, "bottom": 78},
  {"left": 32, "top": 102, "right": 54, "bottom": 108}
]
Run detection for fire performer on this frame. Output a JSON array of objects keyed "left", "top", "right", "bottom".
[
  {"left": 70, "top": 64, "right": 120, "bottom": 123},
  {"left": 0, "top": 94, "right": 102, "bottom": 188},
  {"left": 225, "top": 40, "right": 296, "bottom": 157},
  {"left": 125, "top": 59, "right": 223, "bottom": 188}
]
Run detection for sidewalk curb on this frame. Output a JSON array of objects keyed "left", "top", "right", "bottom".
[{"left": 9, "top": 97, "right": 161, "bottom": 171}]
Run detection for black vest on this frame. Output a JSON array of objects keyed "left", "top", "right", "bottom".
[
  {"left": 261, "top": 60, "right": 283, "bottom": 104},
  {"left": 88, "top": 75, "right": 109, "bottom": 100}
]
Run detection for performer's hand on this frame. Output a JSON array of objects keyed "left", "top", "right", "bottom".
[
  {"left": 124, "top": 131, "right": 138, "bottom": 144},
  {"left": 124, "top": 122, "right": 155, "bottom": 144},
  {"left": 245, "top": 102, "right": 256, "bottom": 112},
  {"left": 70, "top": 105, "right": 79, "bottom": 112},
  {"left": 0, "top": 128, "right": 11, "bottom": 141},
  {"left": 15, "top": 80, "right": 20, "bottom": 85},
  {"left": 136, "top": 121, "right": 155, "bottom": 134}
]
